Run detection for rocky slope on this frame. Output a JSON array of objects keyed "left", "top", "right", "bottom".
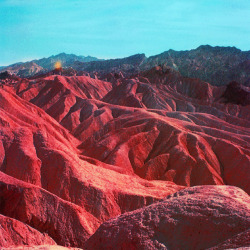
[
  {"left": 85, "top": 185, "right": 250, "bottom": 250},
  {"left": 0, "top": 62, "right": 45, "bottom": 78},
  {"left": 0, "top": 53, "right": 101, "bottom": 77},
  {"left": 32, "top": 53, "right": 101, "bottom": 70},
  {"left": 141, "top": 45, "right": 250, "bottom": 86},
  {"left": 0, "top": 66, "right": 249, "bottom": 249},
  {"left": 0, "top": 214, "right": 56, "bottom": 247},
  {"left": 2, "top": 46, "right": 249, "bottom": 86},
  {"left": 72, "top": 45, "right": 250, "bottom": 86},
  {"left": 0, "top": 85, "right": 183, "bottom": 248},
  {"left": 73, "top": 53, "right": 146, "bottom": 74}
]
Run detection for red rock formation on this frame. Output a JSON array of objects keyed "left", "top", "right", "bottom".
[
  {"left": 0, "top": 66, "right": 249, "bottom": 249},
  {"left": 15, "top": 75, "right": 112, "bottom": 123},
  {"left": 208, "top": 229, "right": 250, "bottom": 249},
  {"left": 0, "top": 172, "right": 99, "bottom": 248},
  {"left": 78, "top": 103, "right": 250, "bottom": 194},
  {"left": 1, "top": 246, "right": 77, "bottom": 250},
  {"left": 0, "top": 87, "right": 183, "bottom": 248},
  {"left": 222, "top": 80, "right": 250, "bottom": 106},
  {"left": 0, "top": 214, "right": 56, "bottom": 248},
  {"left": 1, "top": 73, "right": 250, "bottom": 195},
  {"left": 85, "top": 185, "right": 250, "bottom": 250}
]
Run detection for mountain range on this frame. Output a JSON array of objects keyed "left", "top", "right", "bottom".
[
  {"left": 1, "top": 45, "right": 250, "bottom": 86},
  {"left": 0, "top": 53, "right": 101, "bottom": 78}
]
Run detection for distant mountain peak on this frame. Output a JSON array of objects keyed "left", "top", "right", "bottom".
[
  {"left": 196, "top": 45, "right": 242, "bottom": 53},
  {"left": 1, "top": 47, "right": 249, "bottom": 85},
  {"left": 196, "top": 44, "right": 213, "bottom": 50},
  {"left": 142, "top": 45, "right": 249, "bottom": 86},
  {"left": 0, "top": 53, "right": 102, "bottom": 77}
]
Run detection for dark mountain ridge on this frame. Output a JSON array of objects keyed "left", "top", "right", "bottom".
[
  {"left": 33, "top": 52, "right": 102, "bottom": 70},
  {"left": 73, "top": 53, "right": 146, "bottom": 74},
  {"left": 1, "top": 45, "right": 249, "bottom": 86},
  {"left": 141, "top": 45, "right": 250, "bottom": 86}
]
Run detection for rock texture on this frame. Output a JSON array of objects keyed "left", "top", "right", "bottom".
[
  {"left": 208, "top": 229, "right": 250, "bottom": 249},
  {"left": 0, "top": 86, "right": 183, "bottom": 248},
  {"left": 0, "top": 172, "right": 99, "bottom": 248},
  {"left": 73, "top": 53, "right": 146, "bottom": 74},
  {"left": 85, "top": 185, "right": 250, "bottom": 250},
  {"left": 222, "top": 81, "right": 250, "bottom": 106},
  {"left": 141, "top": 45, "right": 250, "bottom": 86},
  {"left": 0, "top": 62, "right": 45, "bottom": 78},
  {"left": 0, "top": 214, "right": 56, "bottom": 248},
  {"left": 2, "top": 46, "right": 249, "bottom": 86},
  {"left": 1, "top": 246, "right": 80, "bottom": 250},
  {"left": 6, "top": 73, "right": 249, "bottom": 194},
  {"left": 0, "top": 60, "right": 249, "bottom": 249}
]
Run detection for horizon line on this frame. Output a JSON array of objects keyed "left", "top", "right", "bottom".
[{"left": 1, "top": 44, "right": 249, "bottom": 67}]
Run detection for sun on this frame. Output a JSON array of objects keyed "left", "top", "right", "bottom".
[{"left": 54, "top": 61, "right": 62, "bottom": 69}]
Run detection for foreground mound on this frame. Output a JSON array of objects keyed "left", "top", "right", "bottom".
[
  {"left": 208, "top": 229, "right": 250, "bottom": 249},
  {"left": 0, "top": 214, "right": 56, "bottom": 248},
  {"left": 85, "top": 185, "right": 250, "bottom": 250}
]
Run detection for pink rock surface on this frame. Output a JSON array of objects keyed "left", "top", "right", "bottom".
[
  {"left": 0, "top": 69, "right": 249, "bottom": 249},
  {"left": 208, "top": 229, "right": 250, "bottom": 249},
  {"left": 9, "top": 75, "right": 249, "bottom": 194},
  {"left": 85, "top": 185, "right": 250, "bottom": 250},
  {"left": 2, "top": 246, "right": 80, "bottom": 250},
  {"left": 0, "top": 172, "right": 100, "bottom": 248},
  {"left": 0, "top": 87, "right": 184, "bottom": 248},
  {"left": 0, "top": 214, "right": 56, "bottom": 248},
  {"left": 79, "top": 105, "right": 250, "bottom": 194}
]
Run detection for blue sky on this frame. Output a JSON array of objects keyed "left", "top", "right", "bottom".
[{"left": 0, "top": 0, "right": 249, "bottom": 65}]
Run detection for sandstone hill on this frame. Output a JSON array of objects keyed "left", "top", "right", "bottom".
[{"left": 0, "top": 64, "right": 249, "bottom": 249}]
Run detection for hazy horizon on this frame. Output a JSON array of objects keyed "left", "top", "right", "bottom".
[
  {"left": 1, "top": 44, "right": 250, "bottom": 67},
  {"left": 1, "top": 0, "right": 249, "bottom": 66}
]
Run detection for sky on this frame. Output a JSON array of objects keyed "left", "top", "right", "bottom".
[{"left": 0, "top": 0, "right": 249, "bottom": 66}]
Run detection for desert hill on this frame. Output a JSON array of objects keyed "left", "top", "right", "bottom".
[{"left": 0, "top": 62, "right": 249, "bottom": 249}]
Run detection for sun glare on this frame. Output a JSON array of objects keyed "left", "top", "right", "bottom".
[{"left": 54, "top": 61, "right": 62, "bottom": 69}]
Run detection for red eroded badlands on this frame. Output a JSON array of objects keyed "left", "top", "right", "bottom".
[{"left": 0, "top": 68, "right": 249, "bottom": 249}]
